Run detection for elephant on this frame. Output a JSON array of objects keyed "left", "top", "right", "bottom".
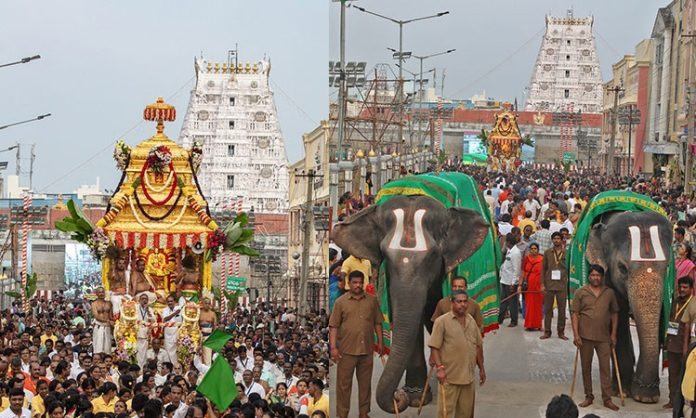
[
  {"left": 584, "top": 210, "right": 673, "bottom": 403},
  {"left": 332, "top": 194, "right": 490, "bottom": 413}
]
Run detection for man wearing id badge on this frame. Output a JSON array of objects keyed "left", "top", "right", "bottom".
[
  {"left": 540, "top": 232, "right": 569, "bottom": 340},
  {"left": 665, "top": 276, "right": 694, "bottom": 410}
]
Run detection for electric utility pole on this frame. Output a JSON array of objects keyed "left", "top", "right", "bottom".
[{"left": 606, "top": 85, "right": 624, "bottom": 175}]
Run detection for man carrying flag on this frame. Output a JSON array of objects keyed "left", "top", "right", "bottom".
[{"left": 195, "top": 329, "right": 238, "bottom": 412}]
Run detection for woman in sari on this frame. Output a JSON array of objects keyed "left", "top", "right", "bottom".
[
  {"left": 676, "top": 243, "right": 695, "bottom": 287},
  {"left": 521, "top": 242, "right": 544, "bottom": 331}
]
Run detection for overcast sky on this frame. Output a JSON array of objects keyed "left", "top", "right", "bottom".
[
  {"left": 0, "top": 1, "right": 327, "bottom": 194},
  {"left": 330, "top": 0, "right": 667, "bottom": 102}
]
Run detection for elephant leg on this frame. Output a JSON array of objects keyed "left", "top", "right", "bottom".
[
  {"left": 403, "top": 325, "right": 431, "bottom": 407},
  {"left": 613, "top": 307, "right": 635, "bottom": 398}
]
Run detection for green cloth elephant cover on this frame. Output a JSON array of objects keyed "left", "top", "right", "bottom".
[
  {"left": 374, "top": 172, "right": 502, "bottom": 351},
  {"left": 568, "top": 190, "right": 675, "bottom": 341}
]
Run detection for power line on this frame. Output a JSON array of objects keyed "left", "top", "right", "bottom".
[
  {"left": 450, "top": 27, "right": 544, "bottom": 98},
  {"left": 37, "top": 76, "right": 195, "bottom": 193},
  {"left": 269, "top": 78, "right": 318, "bottom": 126}
]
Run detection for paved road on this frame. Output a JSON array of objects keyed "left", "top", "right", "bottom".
[{"left": 329, "top": 315, "right": 671, "bottom": 417}]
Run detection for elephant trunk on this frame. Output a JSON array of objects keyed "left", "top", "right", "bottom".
[
  {"left": 375, "top": 284, "right": 427, "bottom": 413},
  {"left": 627, "top": 270, "right": 663, "bottom": 403}
]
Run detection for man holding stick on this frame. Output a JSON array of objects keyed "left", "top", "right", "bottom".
[
  {"left": 329, "top": 271, "right": 383, "bottom": 418},
  {"left": 540, "top": 232, "right": 569, "bottom": 340},
  {"left": 570, "top": 264, "right": 620, "bottom": 411},
  {"left": 429, "top": 290, "right": 485, "bottom": 418}
]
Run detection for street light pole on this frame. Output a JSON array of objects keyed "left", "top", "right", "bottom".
[
  {"left": 354, "top": 6, "right": 449, "bottom": 154},
  {"left": 412, "top": 49, "right": 455, "bottom": 147},
  {"left": 0, "top": 55, "right": 41, "bottom": 69},
  {"left": 0, "top": 114, "right": 52, "bottom": 131},
  {"left": 336, "top": 0, "right": 347, "bottom": 161}
]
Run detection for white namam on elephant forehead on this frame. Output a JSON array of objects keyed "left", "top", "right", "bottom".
[
  {"left": 628, "top": 225, "right": 667, "bottom": 262},
  {"left": 387, "top": 208, "right": 429, "bottom": 253}
]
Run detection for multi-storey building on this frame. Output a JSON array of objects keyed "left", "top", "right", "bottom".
[
  {"left": 178, "top": 54, "right": 289, "bottom": 300},
  {"left": 600, "top": 40, "right": 653, "bottom": 175},
  {"left": 525, "top": 10, "right": 603, "bottom": 114},
  {"left": 179, "top": 56, "right": 289, "bottom": 214}
]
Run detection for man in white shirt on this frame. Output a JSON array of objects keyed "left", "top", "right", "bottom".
[
  {"left": 236, "top": 346, "right": 254, "bottom": 372},
  {"left": 550, "top": 212, "right": 574, "bottom": 235},
  {"left": 536, "top": 185, "right": 547, "bottom": 205},
  {"left": 241, "top": 369, "right": 266, "bottom": 398},
  {"left": 484, "top": 190, "right": 496, "bottom": 220},
  {"left": 160, "top": 296, "right": 182, "bottom": 367},
  {"left": 523, "top": 193, "right": 541, "bottom": 220},
  {"left": 146, "top": 338, "right": 172, "bottom": 367},
  {"left": 498, "top": 214, "right": 514, "bottom": 237},
  {"left": 0, "top": 388, "right": 31, "bottom": 418},
  {"left": 498, "top": 233, "right": 522, "bottom": 327},
  {"left": 163, "top": 383, "right": 188, "bottom": 418},
  {"left": 500, "top": 194, "right": 514, "bottom": 218}
]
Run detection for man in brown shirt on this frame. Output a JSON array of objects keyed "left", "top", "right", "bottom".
[
  {"left": 540, "top": 232, "right": 569, "bottom": 340},
  {"left": 665, "top": 276, "right": 694, "bottom": 409},
  {"left": 429, "top": 290, "right": 485, "bottom": 418},
  {"left": 570, "top": 264, "right": 620, "bottom": 411},
  {"left": 430, "top": 276, "right": 484, "bottom": 332},
  {"left": 329, "top": 271, "right": 383, "bottom": 418}
]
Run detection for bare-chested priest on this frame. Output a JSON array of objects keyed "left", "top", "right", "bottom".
[
  {"left": 199, "top": 297, "right": 217, "bottom": 364},
  {"left": 108, "top": 256, "right": 128, "bottom": 318},
  {"left": 176, "top": 255, "right": 201, "bottom": 304},
  {"left": 130, "top": 258, "right": 165, "bottom": 305},
  {"left": 92, "top": 287, "right": 114, "bottom": 354}
]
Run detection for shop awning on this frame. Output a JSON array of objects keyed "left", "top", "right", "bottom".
[{"left": 643, "top": 142, "right": 680, "bottom": 155}]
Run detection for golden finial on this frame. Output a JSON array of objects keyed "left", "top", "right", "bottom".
[
  {"left": 252, "top": 63, "right": 258, "bottom": 74},
  {"left": 245, "top": 62, "right": 251, "bottom": 73},
  {"left": 391, "top": 151, "right": 398, "bottom": 158},
  {"left": 237, "top": 63, "right": 243, "bottom": 73},
  {"left": 143, "top": 97, "right": 176, "bottom": 135},
  {"left": 368, "top": 148, "right": 377, "bottom": 157},
  {"left": 214, "top": 62, "right": 220, "bottom": 73},
  {"left": 222, "top": 63, "right": 228, "bottom": 73},
  {"left": 206, "top": 62, "right": 212, "bottom": 73},
  {"left": 356, "top": 149, "right": 365, "bottom": 159}
]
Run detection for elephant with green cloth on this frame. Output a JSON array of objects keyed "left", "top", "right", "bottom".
[{"left": 332, "top": 194, "right": 490, "bottom": 413}]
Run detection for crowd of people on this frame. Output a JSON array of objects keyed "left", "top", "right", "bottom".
[{"left": 0, "top": 293, "right": 329, "bottom": 418}]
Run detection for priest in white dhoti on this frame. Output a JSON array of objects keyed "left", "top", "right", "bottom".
[
  {"left": 161, "top": 295, "right": 182, "bottom": 366},
  {"left": 91, "top": 287, "right": 114, "bottom": 354},
  {"left": 136, "top": 293, "right": 155, "bottom": 368}
]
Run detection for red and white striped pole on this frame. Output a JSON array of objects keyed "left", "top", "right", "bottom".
[
  {"left": 220, "top": 201, "right": 228, "bottom": 320},
  {"left": 21, "top": 193, "right": 32, "bottom": 313}
]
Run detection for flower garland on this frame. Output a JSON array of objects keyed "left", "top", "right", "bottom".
[
  {"left": 190, "top": 141, "right": 203, "bottom": 174},
  {"left": 113, "top": 139, "right": 131, "bottom": 171},
  {"left": 140, "top": 162, "right": 177, "bottom": 206},
  {"left": 143, "top": 168, "right": 175, "bottom": 193},
  {"left": 128, "top": 194, "right": 189, "bottom": 230},
  {"left": 85, "top": 228, "right": 110, "bottom": 260},
  {"left": 133, "top": 186, "right": 183, "bottom": 221},
  {"left": 146, "top": 145, "right": 172, "bottom": 174}
]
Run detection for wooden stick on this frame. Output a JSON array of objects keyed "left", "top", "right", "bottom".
[
  {"left": 612, "top": 347, "right": 626, "bottom": 406},
  {"left": 570, "top": 347, "right": 579, "bottom": 398},
  {"left": 417, "top": 367, "right": 435, "bottom": 415},
  {"left": 393, "top": 398, "right": 400, "bottom": 418},
  {"left": 440, "top": 383, "right": 447, "bottom": 418}
]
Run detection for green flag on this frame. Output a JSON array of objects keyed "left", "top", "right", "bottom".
[
  {"left": 197, "top": 356, "right": 238, "bottom": 411},
  {"left": 203, "top": 330, "right": 232, "bottom": 353}
]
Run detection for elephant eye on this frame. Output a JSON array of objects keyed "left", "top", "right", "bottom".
[{"left": 617, "top": 263, "right": 628, "bottom": 275}]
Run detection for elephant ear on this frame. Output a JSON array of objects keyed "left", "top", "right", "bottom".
[
  {"left": 585, "top": 223, "right": 607, "bottom": 271},
  {"left": 331, "top": 205, "right": 382, "bottom": 266},
  {"left": 440, "top": 207, "right": 490, "bottom": 273}
]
